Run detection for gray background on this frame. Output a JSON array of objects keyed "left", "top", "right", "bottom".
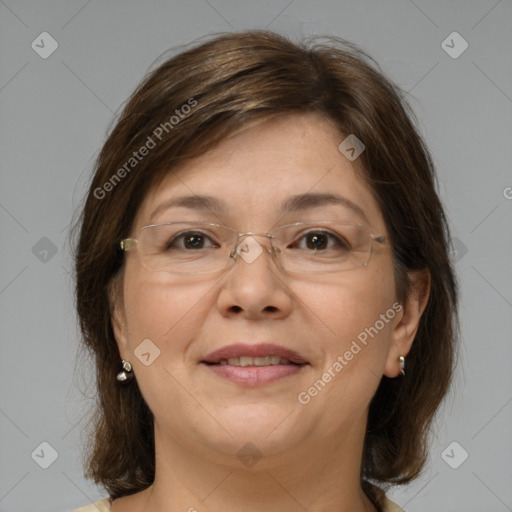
[{"left": 0, "top": 1, "right": 511, "bottom": 511}]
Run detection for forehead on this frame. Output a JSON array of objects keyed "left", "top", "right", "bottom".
[{"left": 134, "top": 113, "right": 385, "bottom": 232}]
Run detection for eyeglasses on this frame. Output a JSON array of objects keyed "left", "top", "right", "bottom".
[{"left": 119, "top": 221, "right": 387, "bottom": 275}]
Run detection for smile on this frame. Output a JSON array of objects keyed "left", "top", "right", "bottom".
[{"left": 201, "top": 343, "right": 309, "bottom": 386}]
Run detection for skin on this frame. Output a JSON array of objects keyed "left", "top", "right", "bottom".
[{"left": 110, "top": 113, "right": 430, "bottom": 512}]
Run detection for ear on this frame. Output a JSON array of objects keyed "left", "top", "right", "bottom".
[
  {"left": 383, "top": 269, "right": 431, "bottom": 378},
  {"left": 108, "top": 275, "right": 130, "bottom": 356}
]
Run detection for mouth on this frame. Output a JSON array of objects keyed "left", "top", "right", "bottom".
[
  {"left": 201, "top": 343, "right": 309, "bottom": 386},
  {"left": 211, "top": 356, "right": 298, "bottom": 367}
]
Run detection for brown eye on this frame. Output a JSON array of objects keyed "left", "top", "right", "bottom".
[
  {"left": 305, "top": 233, "right": 328, "bottom": 250},
  {"left": 166, "top": 231, "right": 218, "bottom": 250},
  {"left": 291, "top": 230, "right": 350, "bottom": 252}
]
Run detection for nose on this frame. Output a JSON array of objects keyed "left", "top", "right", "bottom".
[{"left": 216, "top": 234, "right": 293, "bottom": 320}]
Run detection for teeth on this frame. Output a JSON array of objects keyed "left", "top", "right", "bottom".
[
  {"left": 254, "top": 356, "right": 270, "bottom": 366},
  {"left": 220, "top": 356, "right": 292, "bottom": 367}
]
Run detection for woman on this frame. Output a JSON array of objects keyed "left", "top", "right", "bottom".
[{"left": 72, "top": 30, "right": 458, "bottom": 512}]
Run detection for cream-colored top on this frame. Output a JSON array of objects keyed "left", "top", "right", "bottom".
[{"left": 73, "top": 496, "right": 405, "bottom": 511}]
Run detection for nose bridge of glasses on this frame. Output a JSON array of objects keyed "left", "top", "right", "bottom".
[{"left": 230, "top": 231, "right": 279, "bottom": 261}]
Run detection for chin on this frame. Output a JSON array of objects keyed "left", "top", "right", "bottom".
[
  {"left": 204, "top": 432, "right": 300, "bottom": 470},
  {"left": 211, "top": 405, "right": 302, "bottom": 446}
]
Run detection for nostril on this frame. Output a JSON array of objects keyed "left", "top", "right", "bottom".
[{"left": 264, "top": 306, "right": 278, "bottom": 313}]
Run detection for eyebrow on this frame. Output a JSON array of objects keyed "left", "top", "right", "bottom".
[
  {"left": 149, "top": 192, "right": 369, "bottom": 224},
  {"left": 149, "top": 195, "right": 228, "bottom": 223},
  {"left": 281, "top": 192, "right": 369, "bottom": 223}
]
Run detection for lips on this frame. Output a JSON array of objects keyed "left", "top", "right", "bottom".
[
  {"left": 201, "top": 343, "right": 309, "bottom": 386},
  {"left": 202, "top": 343, "right": 309, "bottom": 366}
]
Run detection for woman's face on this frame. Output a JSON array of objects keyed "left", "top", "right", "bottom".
[{"left": 113, "top": 113, "right": 404, "bottom": 466}]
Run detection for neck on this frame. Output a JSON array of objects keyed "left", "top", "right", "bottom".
[{"left": 141, "top": 416, "right": 377, "bottom": 512}]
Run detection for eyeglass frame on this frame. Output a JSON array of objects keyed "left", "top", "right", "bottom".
[{"left": 118, "top": 220, "right": 388, "bottom": 275}]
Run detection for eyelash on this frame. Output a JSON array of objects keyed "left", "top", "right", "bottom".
[{"left": 166, "top": 229, "right": 350, "bottom": 251}]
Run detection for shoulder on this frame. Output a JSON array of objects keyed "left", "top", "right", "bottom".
[
  {"left": 72, "top": 498, "right": 111, "bottom": 512},
  {"left": 382, "top": 496, "right": 406, "bottom": 512}
]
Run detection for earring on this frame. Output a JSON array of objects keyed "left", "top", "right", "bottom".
[
  {"left": 116, "top": 359, "right": 134, "bottom": 382},
  {"left": 399, "top": 355, "right": 405, "bottom": 376}
]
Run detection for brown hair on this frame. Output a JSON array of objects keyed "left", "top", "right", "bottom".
[{"left": 72, "top": 30, "right": 459, "bottom": 507}]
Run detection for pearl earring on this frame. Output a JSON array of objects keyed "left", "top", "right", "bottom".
[{"left": 116, "top": 359, "right": 134, "bottom": 382}]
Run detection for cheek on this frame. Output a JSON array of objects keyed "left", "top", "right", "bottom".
[
  {"left": 122, "top": 266, "right": 215, "bottom": 359},
  {"left": 121, "top": 269, "right": 217, "bottom": 416},
  {"left": 299, "top": 253, "right": 396, "bottom": 343},
  {"left": 294, "top": 279, "right": 397, "bottom": 432},
  {"left": 299, "top": 257, "right": 397, "bottom": 396}
]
